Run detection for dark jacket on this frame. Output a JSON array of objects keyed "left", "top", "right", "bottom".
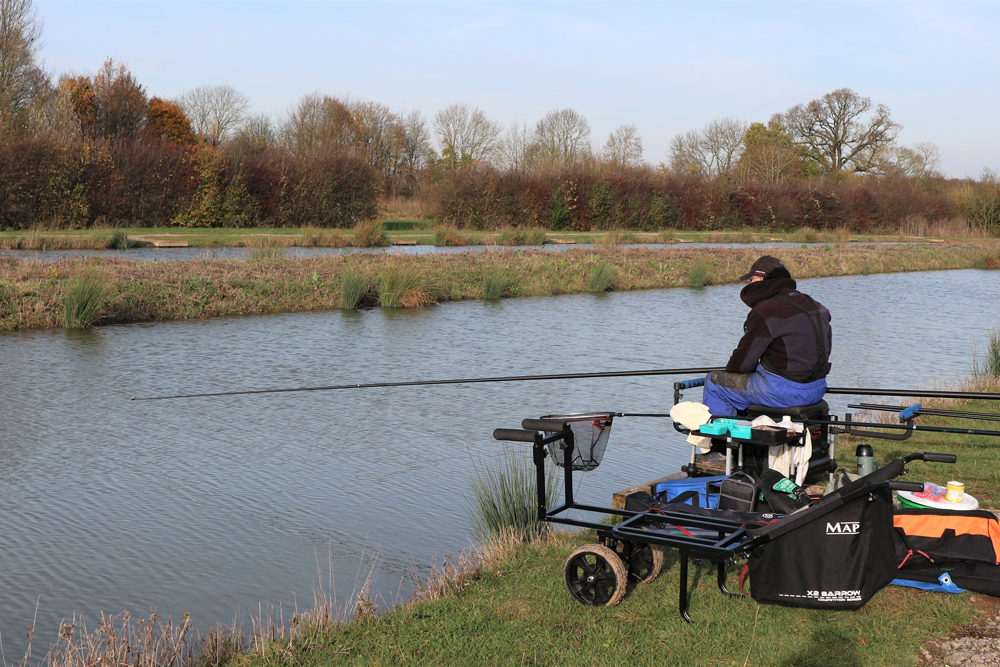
[{"left": 725, "top": 278, "right": 832, "bottom": 383}]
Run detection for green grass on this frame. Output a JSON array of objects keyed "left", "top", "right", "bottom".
[
  {"left": 687, "top": 258, "right": 709, "bottom": 287},
  {"left": 62, "top": 271, "right": 107, "bottom": 329},
  {"left": 587, "top": 261, "right": 614, "bottom": 292},
  {"left": 227, "top": 529, "right": 975, "bottom": 667}
]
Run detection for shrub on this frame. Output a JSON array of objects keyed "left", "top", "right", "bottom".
[{"left": 63, "top": 271, "right": 108, "bottom": 329}]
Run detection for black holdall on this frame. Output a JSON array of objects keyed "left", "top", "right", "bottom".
[
  {"left": 718, "top": 472, "right": 760, "bottom": 512},
  {"left": 745, "top": 485, "right": 897, "bottom": 609}
]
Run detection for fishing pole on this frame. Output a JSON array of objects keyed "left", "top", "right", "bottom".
[
  {"left": 826, "top": 387, "right": 1000, "bottom": 401},
  {"left": 130, "top": 366, "right": 727, "bottom": 401}
]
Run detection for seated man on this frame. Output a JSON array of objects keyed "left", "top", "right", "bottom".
[{"left": 703, "top": 255, "right": 832, "bottom": 417}]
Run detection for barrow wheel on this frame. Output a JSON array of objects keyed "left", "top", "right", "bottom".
[
  {"left": 564, "top": 544, "right": 628, "bottom": 606},
  {"left": 626, "top": 543, "right": 665, "bottom": 584}
]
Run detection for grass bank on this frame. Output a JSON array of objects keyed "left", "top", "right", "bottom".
[{"left": 2, "top": 243, "right": 999, "bottom": 331}]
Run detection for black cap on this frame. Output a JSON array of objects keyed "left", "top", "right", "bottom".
[{"left": 739, "top": 255, "right": 787, "bottom": 282}]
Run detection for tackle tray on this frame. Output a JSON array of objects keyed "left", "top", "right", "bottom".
[{"left": 697, "top": 425, "right": 802, "bottom": 447}]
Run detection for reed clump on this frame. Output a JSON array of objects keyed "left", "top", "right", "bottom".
[
  {"left": 433, "top": 229, "right": 474, "bottom": 247},
  {"left": 244, "top": 237, "right": 287, "bottom": 263},
  {"left": 789, "top": 226, "right": 820, "bottom": 244},
  {"left": 353, "top": 219, "right": 390, "bottom": 248},
  {"left": 587, "top": 261, "right": 615, "bottom": 292},
  {"left": 62, "top": 271, "right": 108, "bottom": 329},
  {"left": 378, "top": 265, "right": 432, "bottom": 308},
  {"left": 340, "top": 271, "right": 375, "bottom": 309},
  {"left": 467, "top": 447, "right": 559, "bottom": 542},
  {"left": 687, "top": 259, "right": 710, "bottom": 287},
  {"left": 481, "top": 268, "right": 514, "bottom": 300},
  {"left": 497, "top": 228, "right": 547, "bottom": 246},
  {"left": 973, "top": 328, "right": 1000, "bottom": 379}
]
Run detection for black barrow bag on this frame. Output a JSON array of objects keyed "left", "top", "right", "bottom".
[
  {"left": 746, "top": 486, "right": 897, "bottom": 608},
  {"left": 893, "top": 508, "right": 1000, "bottom": 567},
  {"left": 893, "top": 508, "right": 1000, "bottom": 596}
]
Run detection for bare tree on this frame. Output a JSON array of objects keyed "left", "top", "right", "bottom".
[
  {"left": 177, "top": 84, "right": 250, "bottom": 145},
  {"left": 495, "top": 121, "right": 539, "bottom": 172},
  {"left": 281, "top": 93, "right": 355, "bottom": 154},
  {"left": 669, "top": 117, "right": 747, "bottom": 178},
  {"left": 878, "top": 141, "right": 941, "bottom": 180},
  {"left": 533, "top": 108, "right": 591, "bottom": 166},
  {"left": 602, "top": 124, "right": 644, "bottom": 167},
  {"left": 351, "top": 100, "right": 405, "bottom": 173},
  {"left": 0, "top": 0, "right": 48, "bottom": 127},
  {"left": 400, "top": 109, "right": 431, "bottom": 171},
  {"left": 433, "top": 103, "right": 501, "bottom": 170},
  {"left": 772, "top": 88, "right": 900, "bottom": 174},
  {"left": 232, "top": 112, "right": 275, "bottom": 151}
]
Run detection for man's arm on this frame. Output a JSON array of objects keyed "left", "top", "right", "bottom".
[{"left": 725, "top": 310, "right": 773, "bottom": 373}]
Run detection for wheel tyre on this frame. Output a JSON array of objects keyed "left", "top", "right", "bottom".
[
  {"left": 564, "top": 544, "right": 628, "bottom": 606},
  {"left": 627, "top": 544, "right": 665, "bottom": 584}
]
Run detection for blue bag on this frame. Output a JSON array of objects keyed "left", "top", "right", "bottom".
[{"left": 654, "top": 475, "right": 726, "bottom": 509}]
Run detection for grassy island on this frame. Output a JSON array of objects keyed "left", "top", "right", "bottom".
[{"left": 1, "top": 241, "right": 999, "bottom": 331}]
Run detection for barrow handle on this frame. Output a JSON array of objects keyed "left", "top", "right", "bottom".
[
  {"left": 522, "top": 419, "right": 568, "bottom": 432},
  {"left": 903, "top": 452, "right": 957, "bottom": 463},
  {"left": 493, "top": 428, "right": 538, "bottom": 443},
  {"left": 889, "top": 481, "right": 926, "bottom": 492}
]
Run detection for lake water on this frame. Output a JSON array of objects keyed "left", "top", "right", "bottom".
[
  {"left": 1, "top": 241, "right": 900, "bottom": 263},
  {"left": 1, "top": 269, "right": 997, "bottom": 654}
]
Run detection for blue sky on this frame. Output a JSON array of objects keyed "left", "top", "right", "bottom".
[{"left": 35, "top": 1, "right": 1000, "bottom": 177}]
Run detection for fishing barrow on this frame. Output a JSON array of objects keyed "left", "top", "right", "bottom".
[{"left": 494, "top": 413, "right": 967, "bottom": 621}]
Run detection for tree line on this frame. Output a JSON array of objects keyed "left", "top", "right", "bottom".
[{"left": 1, "top": 0, "right": 998, "bottom": 233}]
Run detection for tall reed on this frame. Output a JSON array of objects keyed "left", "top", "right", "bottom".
[
  {"left": 587, "top": 261, "right": 615, "bottom": 292},
  {"left": 353, "top": 219, "right": 390, "bottom": 248},
  {"left": 63, "top": 271, "right": 108, "bottom": 329},
  {"left": 467, "top": 447, "right": 559, "bottom": 542},
  {"left": 687, "top": 259, "right": 709, "bottom": 288}
]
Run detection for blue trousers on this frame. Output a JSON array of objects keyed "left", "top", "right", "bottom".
[{"left": 702, "top": 366, "right": 827, "bottom": 417}]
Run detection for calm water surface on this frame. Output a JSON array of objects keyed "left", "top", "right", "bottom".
[{"left": 1, "top": 269, "right": 998, "bottom": 652}]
